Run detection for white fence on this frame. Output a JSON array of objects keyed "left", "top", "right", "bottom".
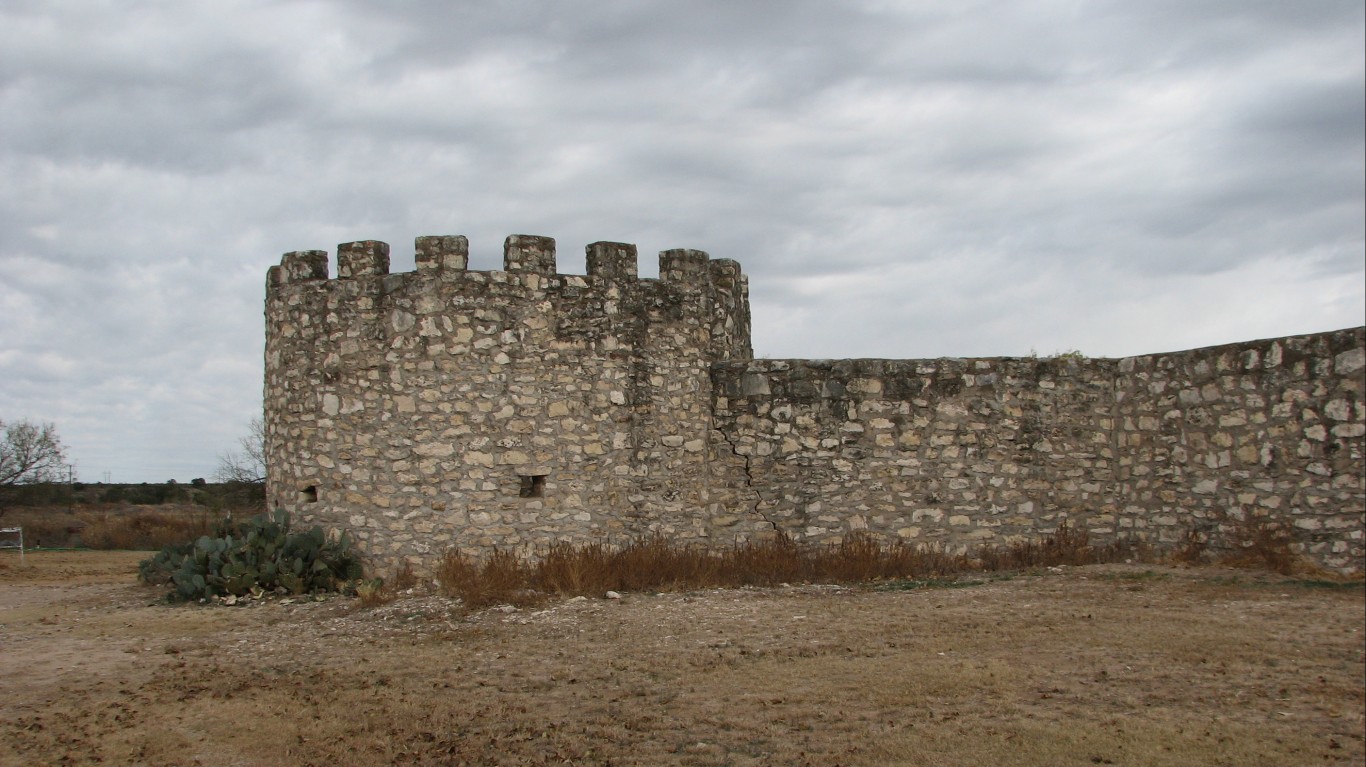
[{"left": 0, "top": 526, "right": 23, "bottom": 564}]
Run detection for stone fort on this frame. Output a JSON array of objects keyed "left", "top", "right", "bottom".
[{"left": 264, "top": 235, "right": 1365, "bottom": 574}]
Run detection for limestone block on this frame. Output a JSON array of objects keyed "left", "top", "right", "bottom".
[
  {"left": 1324, "top": 399, "right": 1354, "bottom": 421},
  {"left": 1336, "top": 347, "right": 1365, "bottom": 375},
  {"left": 392, "top": 310, "right": 416, "bottom": 333},
  {"left": 500, "top": 451, "right": 530, "bottom": 465},
  {"left": 464, "top": 451, "right": 494, "bottom": 466}
]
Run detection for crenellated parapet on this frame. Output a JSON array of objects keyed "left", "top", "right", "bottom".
[
  {"left": 266, "top": 233, "right": 752, "bottom": 364},
  {"left": 269, "top": 234, "right": 743, "bottom": 286}
]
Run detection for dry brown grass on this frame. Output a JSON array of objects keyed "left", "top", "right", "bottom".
[
  {"left": 1216, "top": 510, "right": 1301, "bottom": 575},
  {"left": 350, "top": 560, "right": 418, "bottom": 609},
  {"left": 437, "top": 547, "right": 542, "bottom": 609},
  {"left": 352, "top": 578, "right": 393, "bottom": 609},
  {"left": 975, "top": 520, "right": 1140, "bottom": 570},
  {"left": 1, "top": 505, "right": 215, "bottom": 550},
  {"left": 1, "top": 550, "right": 1361, "bottom": 767},
  {"left": 1171, "top": 511, "right": 1345, "bottom": 579},
  {"left": 1171, "top": 525, "right": 1211, "bottom": 565},
  {"left": 536, "top": 539, "right": 618, "bottom": 596},
  {"left": 435, "top": 526, "right": 1127, "bottom": 609},
  {"left": 391, "top": 559, "right": 420, "bottom": 591}
]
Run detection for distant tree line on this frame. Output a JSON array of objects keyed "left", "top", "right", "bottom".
[{"left": 0, "top": 479, "right": 265, "bottom": 511}]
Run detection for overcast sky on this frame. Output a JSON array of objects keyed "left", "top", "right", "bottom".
[{"left": 2, "top": 1, "right": 1362, "bottom": 483}]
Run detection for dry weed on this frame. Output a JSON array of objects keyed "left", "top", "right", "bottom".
[
  {"left": 353, "top": 578, "right": 392, "bottom": 609},
  {"left": 535, "top": 540, "right": 615, "bottom": 596},
  {"left": 436, "top": 548, "right": 539, "bottom": 609},
  {"left": 1216, "top": 510, "right": 1301, "bottom": 575},
  {"left": 976, "top": 520, "right": 1113, "bottom": 570},
  {"left": 1170, "top": 525, "right": 1210, "bottom": 566},
  {"left": 725, "top": 531, "right": 808, "bottom": 586},
  {"left": 390, "top": 559, "right": 418, "bottom": 591}
]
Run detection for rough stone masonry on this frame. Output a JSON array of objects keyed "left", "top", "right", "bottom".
[{"left": 265, "top": 235, "right": 1365, "bottom": 574}]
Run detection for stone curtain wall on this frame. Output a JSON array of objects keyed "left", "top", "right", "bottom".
[
  {"left": 709, "top": 327, "right": 1365, "bottom": 572},
  {"left": 264, "top": 235, "right": 750, "bottom": 566}
]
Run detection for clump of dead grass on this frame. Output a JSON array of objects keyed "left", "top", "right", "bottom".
[
  {"left": 391, "top": 559, "right": 419, "bottom": 591},
  {"left": 724, "top": 533, "right": 808, "bottom": 586},
  {"left": 1169, "top": 525, "right": 1210, "bottom": 566},
  {"left": 1216, "top": 510, "right": 1301, "bottom": 575},
  {"left": 353, "top": 578, "right": 392, "bottom": 609},
  {"left": 536, "top": 540, "right": 616, "bottom": 596},
  {"left": 350, "top": 559, "right": 420, "bottom": 610},
  {"left": 806, "top": 534, "right": 972, "bottom": 583},
  {"left": 1169, "top": 511, "right": 1354, "bottom": 581},
  {"left": 976, "top": 520, "right": 1138, "bottom": 571},
  {"left": 436, "top": 548, "right": 541, "bottom": 609}
]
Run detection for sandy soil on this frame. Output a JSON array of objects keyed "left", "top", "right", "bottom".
[{"left": 1, "top": 550, "right": 1362, "bottom": 767}]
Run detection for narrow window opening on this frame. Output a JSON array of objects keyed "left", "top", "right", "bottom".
[
  {"left": 299, "top": 485, "right": 319, "bottom": 503},
  {"left": 519, "top": 475, "right": 546, "bottom": 498}
]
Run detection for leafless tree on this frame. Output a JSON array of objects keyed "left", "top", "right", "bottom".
[
  {"left": 214, "top": 417, "right": 266, "bottom": 485},
  {"left": 0, "top": 418, "right": 68, "bottom": 487}
]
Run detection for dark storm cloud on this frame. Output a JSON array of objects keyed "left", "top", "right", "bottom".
[{"left": 0, "top": 0, "right": 1360, "bottom": 480}]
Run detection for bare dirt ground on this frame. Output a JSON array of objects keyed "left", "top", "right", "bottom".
[{"left": 1, "top": 550, "right": 1362, "bottom": 767}]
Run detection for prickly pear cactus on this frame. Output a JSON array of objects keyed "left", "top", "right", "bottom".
[{"left": 139, "top": 509, "right": 363, "bottom": 602}]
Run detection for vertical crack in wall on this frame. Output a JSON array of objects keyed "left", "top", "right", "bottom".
[{"left": 715, "top": 426, "right": 777, "bottom": 531}]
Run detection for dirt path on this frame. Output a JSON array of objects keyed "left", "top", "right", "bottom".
[{"left": 2, "top": 551, "right": 1362, "bottom": 766}]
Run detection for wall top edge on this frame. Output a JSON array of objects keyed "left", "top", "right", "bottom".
[{"left": 715, "top": 326, "right": 1365, "bottom": 372}]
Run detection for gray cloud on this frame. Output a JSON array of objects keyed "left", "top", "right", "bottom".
[{"left": 1, "top": 0, "right": 1360, "bottom": 481}]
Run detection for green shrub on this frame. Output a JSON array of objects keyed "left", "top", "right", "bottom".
[{"left": 138, "top": 509, "right": 362, "bottom": 602}]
